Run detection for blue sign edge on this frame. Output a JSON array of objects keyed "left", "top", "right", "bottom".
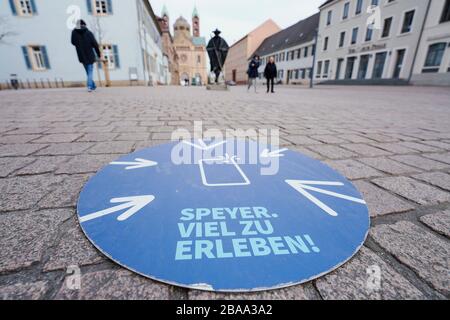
[{"left": 76, "top": 140, "right": 371, "bottom": 293}]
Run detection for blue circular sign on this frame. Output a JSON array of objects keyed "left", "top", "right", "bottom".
[{"left": 77, "top": 139, "right": 369, "bottom": 292}]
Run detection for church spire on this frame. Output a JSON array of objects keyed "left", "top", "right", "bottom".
[
  {"left": 192, "top": 6, "right": 199, "bottom": 18},
  {"left": 162, "top": 4, "right": 169, "bottom": 18},
  {"left": 192, "top": 6, "right": 200, "bottom": 37}
]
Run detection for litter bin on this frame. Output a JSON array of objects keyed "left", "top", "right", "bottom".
[{"left": 10, "top": 74, "right": 19, "bottom": 90}]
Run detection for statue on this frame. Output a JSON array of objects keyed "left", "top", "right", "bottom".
[{"left": 206, "top": 29, "right": 229, "bottom": 84}]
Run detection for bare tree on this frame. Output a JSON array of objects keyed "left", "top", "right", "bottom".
[{"left": 0, "top": 16, "right": 17, "bottom": 44}]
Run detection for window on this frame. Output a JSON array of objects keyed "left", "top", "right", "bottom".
[
  {"left": 87, "top": 0, "right": 113, "bottom": 15},
  {"left": 304, "top": 46, "right": 309, "bottom": 57},
  {"left": 423, "top": 43, "right": 446, "bottom": 73},
  {"left": 345, "top": 57, "right": 356, "bottom": 79},
  {"left": 312, "top": 44, "right": 316, "bottom": 56},
  {"left": 327, "top": 10, "right": 332, "bottom": 25},
  {"left": 372, "top": 52, "right": 387, "bottom": 79},
  {"left": 371, "top": 0, "right": 379, "bottom": 6},
  {"left": 339, "top": 31, "right": 346, "bottom": 47},
  {"left": 401, "top": 10, "right": 415, "bottom": 34},
  {"left": 355, "top": 0, "right": 363, "bottom": 14},
  {"left": 317, "top": 61, "right": 323, "bottom": 78},
  {"left": 101, "top": 44, "right": 120, "bottom": 69},
  {"left": 441, "top": 0, "right": 450, "bottom": 23},
  {"left": 343, "top": 2, "right": 350, "bottom": 20},
  {"left": 365, "top": 25, "right": 374, "bottom": 41},
  {"left": 351, "top": 27, "right": 358, "bottom": 44},
  {"left": 22, "top": 45, "right": 50, "bottom": 71},
  {"left": 297, "top": 49, "right": 301, "bottom": 59},
  {"left": 291, "top": 51, "right": 295, "bottom": 60},
  {"left": 9, "top": 0, "right": 37, "bottom": 16},
  {"left": 323, "top": 37, "right": 329, "bottom": 51},
  {"left": 197, "top": 55, "right": 201, "bottom": 63},
  {"left": 323, "top": 60, "right": 330, "bottom": 78},
  {"left": 382, "top": 17, "right": 393, "bottom": 38}
]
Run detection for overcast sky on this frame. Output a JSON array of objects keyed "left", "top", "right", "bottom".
[{"left": 151, "top": 0, "right": 325, "bottom": 45}]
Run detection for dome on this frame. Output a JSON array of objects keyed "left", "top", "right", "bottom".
[{"left": 174, "top": 16, "right": 190, "bottom": 30}]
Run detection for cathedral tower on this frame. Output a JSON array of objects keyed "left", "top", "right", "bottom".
[{"left": 192, "top": 6, "right": 200, "bottom": 37}]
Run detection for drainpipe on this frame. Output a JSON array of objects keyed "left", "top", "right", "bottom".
[
  {"left": 408, "top": 0, "right": 432, "bottom": 84},
  {"left": 310, "top": 28, "right": 319, "bottom": 89},
  {"left": 136, "top": 0, "right": 148, "bottom": 86}
]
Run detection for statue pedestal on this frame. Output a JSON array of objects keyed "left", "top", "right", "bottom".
[{"left": 207, "top": 83, "right": 228, "bottom": 91}]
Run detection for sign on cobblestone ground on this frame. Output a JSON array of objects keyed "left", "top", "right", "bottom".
[{"left": 77, "top": 139, "right": 370, "bottom": 292}]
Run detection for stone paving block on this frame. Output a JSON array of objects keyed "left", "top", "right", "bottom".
[
  {"left": 76, "top": 133, "right": 119, "bottom": 142},
  {"left": 358, "top": 157, "right": 420, "bottom": 175},
  {"left": 390, "top": 155, "right": 449, "bottom": 171},
  {"left": 369, "top": 142, "right": 419, "bottom": 155},
  {"left": 77, "top": 126, "right": 115, "bottom": 133},
  {"left": 307, "top": 145, "right": 357, "bottom": 160},
  {"left": 422, "top": 152, "right": 450, "bottom": 165},
  {"left": 353, "top": 181, "right": 414, "bottom": 217},
  {"left": 372, "top": 176, "right": 450, "bottom": 205},
  {"left": 38, "top": 174, "right": 90, "bottom": 209},
  {"left": 0, "top": 157, "right": 35, "bottom": 178},
  {"left": 188, "top": 285, "right": 309, "bottom": 300},
  {"left": 6, "top": 127, "right": 50, "bottom": 135},
  {"left": 0, "top": 144, "right": 47, "bottom": 157},
  {"left": 0, "top": 175, "right": 64, "bottom": 212},
  {"left": 370, "top": 221, "right": 450, "bottom": 295},
  {"left": 325, "top": 159, "right": 383, "bottom": 180},
  {"left": 55, "top": 269, "right": 169, "bottom": 300},
  {"left": 398, "top": 141, "right": 443, "bottom": 153},
  {"left": 0, "top": 281, "right": 49, "bottom": 300},
  {"left": 420, "top": 140, "right": 450, "bottom": 151},
  {"left": 289, "top": 146, "right": 324, "bottom": 160},
  {"left": 32, "top": 134, "right": 83, "bottom": 143},
  {"left": 148, "top": 126, "right": 176, "bottom": 133},
  {"left": 44, "top": 220, "right": 105, "bottom": 271},
  {"left": 151, "top": 132, "right": 173, "bottom": 140},
  {"left": 284, "top": 136, "right": 323, "bottom": 146},
  {"left": 87, "top": 141, "right": 135, "bottom": 155},
  {"left": 338, "top": 134, "right": 376, "bottom": 144},
  {"left": 310, "top": 135, "right": 348, "bottom": 144},
  {"left": 56, "top": 154, "right": 120, "bottom": 174},
  {"left": 115, "top": 133, "right": 151, "bottom": 141},
  {"left": 315, "top": 247, "right": 424, "bottom": 300},
  {"left": 15, "top": 156, "right": 69, "bottom": 175},
  {"left": 342, "top": 144, "right": 391, "bottom": 157},
  {"left": 420, "top": 211, "right": 450, "bottom": 238},
  {"left": 413, "top": 172, "right": 450, "bottom": 191},
  {"left": 0, "top": 134, "right": 41, "bottom": 144},
  {"left": 36, "top": 143, "right": 94, "bottom": 156},
  {"left": 0, "top": 209, "right": 73, "bottom": 273},
  {"left": 361, "top": 133, "right": 398, "bottom": 143}
]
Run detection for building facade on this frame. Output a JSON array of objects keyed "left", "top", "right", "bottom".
[
  {"left": 224, "top": 19, "right": 280, "bottom": 84},
  {"left": 158, "top": 6, "right": 180, "bottom": 85},
  {"left": 172, "top": 8, "right": 208, "bottom": 86},
  {"left": 0, "top": 0, "right": 166, "bottom": 87},
  {"left": 315, "top": 0, "right": 430, "bottom": 83},
  {"left": 253, "top": 14, "right": 320, "bottom": 85},
  {"left": 411, "top": 0, "right": 450, "bottom": 86}
]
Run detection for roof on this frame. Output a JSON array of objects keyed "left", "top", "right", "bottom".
[
  {"left": 319, "top": 0, "right": 338, "bottom": 9},
  {"left": 192, "top": 37, "right": 206, "bottom": 47},
  {"left": 252, "top": 13, "right": 319, "bottom": 57},
  {"left": 229, "top": 19, "right": 280, "bottom": 49},
  {"left": 192, "top": 6, "right": 199, "bottom": 18}
]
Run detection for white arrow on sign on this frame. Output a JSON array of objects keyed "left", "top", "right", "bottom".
[
  {"left": 260, "top": 148, "right": 288, "bottom": 158},
  {"left": 79, "top": 195, "right": 155, "bottom": 223},
  {"left": 285, "top": 180, "right": 366, "bottom": 217},
  {"left": 110, "top": 158, "right": 158, "bottom": 170},
  {"left": 183, "top": 139, "right": 226, "bottom": 151}
]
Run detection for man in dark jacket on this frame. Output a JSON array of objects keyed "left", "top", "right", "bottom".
[
  {"left": 264, "top": 56, "right": 277, "bottom": 93},
  {"left": 247, "top": 55, "right": 260, "bottom": 93},
  {"left": 71, "top": 20, "right": 101, "bottom": 92}
]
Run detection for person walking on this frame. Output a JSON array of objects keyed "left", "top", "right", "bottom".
[
  {"left": 71, "top": 19, "right": 102, "bottom": 92},
  {"left": 247, "top": 55, "right": 260, "bottom": 93},
  {"left": 264, "top": 56, "right": 277, "bottom": 93}
]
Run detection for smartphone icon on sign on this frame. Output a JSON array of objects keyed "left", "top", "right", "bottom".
[{"left": 199, "top": 154, "right": 250, "bottom": 187}]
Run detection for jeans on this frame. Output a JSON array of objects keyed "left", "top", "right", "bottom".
[
  {"left": 247, "top": 77, "right": 257, "bottom": 92},
  {"left": 83, "top": 63, "right": 96, "bottom": 90},
  {"left": 266, "top": 78, "right": 275, "bottom": 92}
]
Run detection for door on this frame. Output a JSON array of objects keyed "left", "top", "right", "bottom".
[
  {"left": 393, "top": 49, "right": 406, "bottom": 79},
  {"left": 372, "top": 52, "right": 387, "bottom": 79},
  {"left": 287, "top": 70, "right": 291, "bottom": 84},
  {"left": 357, "top": 55, "right": 370, "bottom": 80},
  {"left": 335, "top": 58, "right": 344, "bottom": 80},
  {"left": 232, "top": 70, "right": 236, "bottom": 82},
  {"left": 345, "top": 57, "right": 356, "bottom": 79}
]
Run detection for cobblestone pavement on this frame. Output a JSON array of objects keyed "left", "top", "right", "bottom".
[{"left": 0, "top": 85, "right": 449, "bottom": 300}]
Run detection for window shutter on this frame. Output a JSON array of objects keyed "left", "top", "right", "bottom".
[
  {"left": 41, "top": 46, "right": 51, "bottom": 69},
  {"left": 86, "top": 0, "right": 92, "bottom": 14},
  {"left": 22, "top": 46, "right": 32, "bottom": 70},
  {"left": 113, "top": 45, "right": 120, "bottom": 68},
  {"left": 107, "top": 0, "right": 113, "bottom": 14},
  {"left": 30, "top": 0, "right": 38, "bottom": 14},
  {"left": 9, "top": 0, "right": 17, "bottom": 15}
]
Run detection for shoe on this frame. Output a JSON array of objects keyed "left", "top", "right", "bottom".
[{"left": 271, "top": 91, "right": 275, "bottom": 93}]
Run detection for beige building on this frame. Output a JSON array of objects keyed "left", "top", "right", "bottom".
[
  {"left": 158, "top": 6, "right": 180, "bottom": 85},
  {"left": 173, "top": 8, "right": 208, "bottom": 86},
  {"left": 224, "top": 19, "right": 280, "bottom": 84},
  {"left": 411, "top": 0, "right": 450, "bottom": 86}
]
